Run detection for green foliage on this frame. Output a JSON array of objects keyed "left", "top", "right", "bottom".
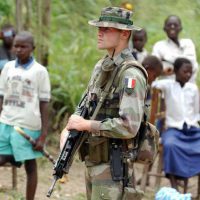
[
  {"left": 48, "top": 0, "right": 110, "bottom": 127},
  {"left": 131, "top": 0, "right": 200, "bottom": 84},
  {"left": 0, "top": 1, "right": 13, "bottom": 24},
  {"left": 1, "top": 0, "right": 200, "bottom": 129},
  {"left": 0, "top": 189, "right": 24, "bottom": 200},
  {"left": 48, "top": 0, "right": 200, "bottom": 127}
]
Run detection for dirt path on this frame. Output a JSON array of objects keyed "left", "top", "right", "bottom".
[
  {"left": 0, "top": 155, "right": 199, "bottom": 200},
  {"left": 0, "top": 157, "right": 86, "bottom": 200}
]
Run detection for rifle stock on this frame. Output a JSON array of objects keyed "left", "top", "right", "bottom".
[{"left": 47, "top": 106, "right": 88, "bottom": 197}]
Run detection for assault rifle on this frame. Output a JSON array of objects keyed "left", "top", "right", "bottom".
[{"left": 47, "top": 94, "right": 97, "bottom": 198}]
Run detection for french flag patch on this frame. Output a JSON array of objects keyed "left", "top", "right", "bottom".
[{"left": 125, "top": 78, "right": 136, "bottom": 89}]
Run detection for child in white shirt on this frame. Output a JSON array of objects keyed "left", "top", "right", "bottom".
[
  {"left": 152, "top": 57, "right": 200, "bottom": 193},
  {"left": 132, "top": 28, "right": 148, "bottom": 63}
]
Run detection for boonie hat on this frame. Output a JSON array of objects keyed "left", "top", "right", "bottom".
[{"left": 88, "top": 7, "right": 141, "bottom": 30}]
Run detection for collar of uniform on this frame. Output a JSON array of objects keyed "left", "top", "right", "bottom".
[
  {"left": 113, "top": 48, "right": 133, "bottom": 66},
  {"left": 15, "top": 56, "right": 34, "bottom": 69}
]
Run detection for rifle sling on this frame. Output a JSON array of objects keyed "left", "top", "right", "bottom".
[{"left": 90, "top": 65, "right": 119, "bottom": 120}]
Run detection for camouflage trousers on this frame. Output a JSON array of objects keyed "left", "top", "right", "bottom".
[{"left": 85, "top": 163, "right": 144, "bottom": 200}]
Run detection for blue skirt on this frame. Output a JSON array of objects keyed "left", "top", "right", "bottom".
[{"left": 162, "top": 126, "right": 200, "bottom": 178}]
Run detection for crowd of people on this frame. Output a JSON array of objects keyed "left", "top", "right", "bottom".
[
  {"left": 132, "top": 14, "right": 200, "bottom": 195},
  {"left": 0, "top": 5, "right": 199, "bottom": 200}
]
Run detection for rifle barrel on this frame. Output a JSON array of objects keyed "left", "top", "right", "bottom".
[{"left": 46, "top": 176, "right": 58, "bottom": 197}]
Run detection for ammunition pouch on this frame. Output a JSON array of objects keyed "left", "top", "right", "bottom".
[
  {"left": 122, "top": 187, "right": 144, "bottom": 200},
  {"left": 84, "top": 137, "right": 109, "bottom": 164},
  {"left": 126, "top": 121, "right": 159, "bottom": 164}
]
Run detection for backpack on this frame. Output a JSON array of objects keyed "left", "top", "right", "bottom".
[{"left": 119, "top": 60, "right": 159, "bottom": 164}]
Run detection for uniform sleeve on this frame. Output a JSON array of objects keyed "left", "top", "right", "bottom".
[
  {"left": 38, "top": 68, "right": 51, "bottom": 102},
  {"left": 92, "top": 67, "right": 147, "bottom": 139}
]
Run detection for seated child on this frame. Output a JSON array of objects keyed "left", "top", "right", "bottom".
[
  {"left": 152, "top": 57, "right": 200, "bottom": 193},
  {"left": 142, "top": 55, "right": 163, "bottom": 110},
  {"left": 132, "top": 28, "right": 148, "bottom": 63},
  {"left": 142, "top": 55, "right": 163, "bottom": 85},
  {"left": 135, "top": 55, "right": 163, "bottom": 185}
]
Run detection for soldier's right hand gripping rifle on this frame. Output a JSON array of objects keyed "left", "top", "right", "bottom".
[{"left": 47, "top": 94, "right": 97, "bottom": 198}]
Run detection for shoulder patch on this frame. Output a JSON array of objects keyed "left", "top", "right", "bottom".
[
  {"left": 125, "top": 77, "right": 136, "bottom": 89},
  {"left": 124, "top": 77, "right": 136, "bottom": 95}
]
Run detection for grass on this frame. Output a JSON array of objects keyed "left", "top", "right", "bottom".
[{"left": 0, "top": 188, "right": 24, "bottom": 200}]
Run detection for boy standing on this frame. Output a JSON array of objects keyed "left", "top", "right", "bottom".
[
  {"left": 0, "top": 31, "right": 51, "bottom": 200},
  {"left": 152, "top": 15, "right": 198, "bottom": 82},
  {"left": 132, "top": 28, "right": 148, "bottom": 63}
]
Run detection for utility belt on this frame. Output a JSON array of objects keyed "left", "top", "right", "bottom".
[
  {"left": 79, "top": 136, "right": 144, "bottom": 200},
  {"left": 79, "top": 136, "right": 109, "bottom": 164},
  {"left": 80, "top": 136, "right": 127, "bottom": 181}
]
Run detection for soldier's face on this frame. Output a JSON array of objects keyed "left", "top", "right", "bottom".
[{"left": 97, "top": 27, "right": 122, "bottom": 50}]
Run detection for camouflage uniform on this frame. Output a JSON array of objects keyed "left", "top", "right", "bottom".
[{"left": 76, "top": 7, "right": 147, "bottom": 200}]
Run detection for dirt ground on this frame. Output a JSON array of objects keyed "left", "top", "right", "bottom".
[{"left": 0, "top": 152, "right": 199, "bottom": 200}]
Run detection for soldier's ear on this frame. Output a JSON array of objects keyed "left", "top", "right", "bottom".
[{"left": 121, "top": 30, "right": 131, "bottom": 40}]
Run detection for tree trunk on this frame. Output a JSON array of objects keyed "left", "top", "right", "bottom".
[
  {"left": 15, "top": 0, "right": 51, "bottom": 66},
  {"left": 24, "top": 0, "right": 32, "bottom": 30},
  {"left": 15, "top": 0, "right": 23, "bottom": 32},
  {"left": 35, "top": 0, "right": 42, "bottom": 63},
  {"left": 41, "top": 0, "right": 51, "bottom": 66}
]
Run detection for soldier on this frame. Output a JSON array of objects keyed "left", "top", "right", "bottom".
[{"left": 60, "top": 7, "right": 147, "bottom": 200}]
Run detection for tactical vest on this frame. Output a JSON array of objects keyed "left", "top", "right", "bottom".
[
  {"left": 83, "top": 59, "right": 148, "bottom": 165},
  {"left": 88, "top": 59, "right": 147, "bottom": 120}
]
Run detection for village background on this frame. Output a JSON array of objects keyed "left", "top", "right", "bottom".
[{"left": 0, "top": 0, "right": 200, "bottom": 199}]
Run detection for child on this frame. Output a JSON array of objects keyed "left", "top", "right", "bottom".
[
  {"left": 152, "top": 57, "right": 200, "bottom": 193},
  {"left": 0, "top": 31, "right": 51, "bottom": 200},
  {"left": 152, "top": 15, "right": 198, "bottom": 82},
  {"left": 132, "top": 28, "right": 148, "bottom": 63},
  {"left": 135, "top": 55, "right": 163, "bottom": 185},
  {"left": 142, "top": 55, "right": 163, "bottom": 86},
  {"left": 0, "top": 24, "right": 16, "bottom": 71}
]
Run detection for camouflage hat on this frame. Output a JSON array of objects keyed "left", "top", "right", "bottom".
[{"left": 88, "top": 7, "right": 141, "bottom": 30}]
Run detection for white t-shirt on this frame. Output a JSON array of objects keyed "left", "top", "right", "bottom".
[
  {"left": 152, "top": 79, "right": 200, "bottom": 129},
  {"left": 132, "top": 48, "right": 148, "bottom": 64},
  {"left": 152, "top": 38, "right": 198, "bottom": 82},
  {"left": 0, "top": 59, "right": 51, "bottom": 130}
]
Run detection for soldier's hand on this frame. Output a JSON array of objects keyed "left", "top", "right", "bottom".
[
  {"left": 66, "top": 114, "right": 91, "bottom": 132},
  {"left": 60, "top": 128, "right": 69, "bottom": 150}
]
